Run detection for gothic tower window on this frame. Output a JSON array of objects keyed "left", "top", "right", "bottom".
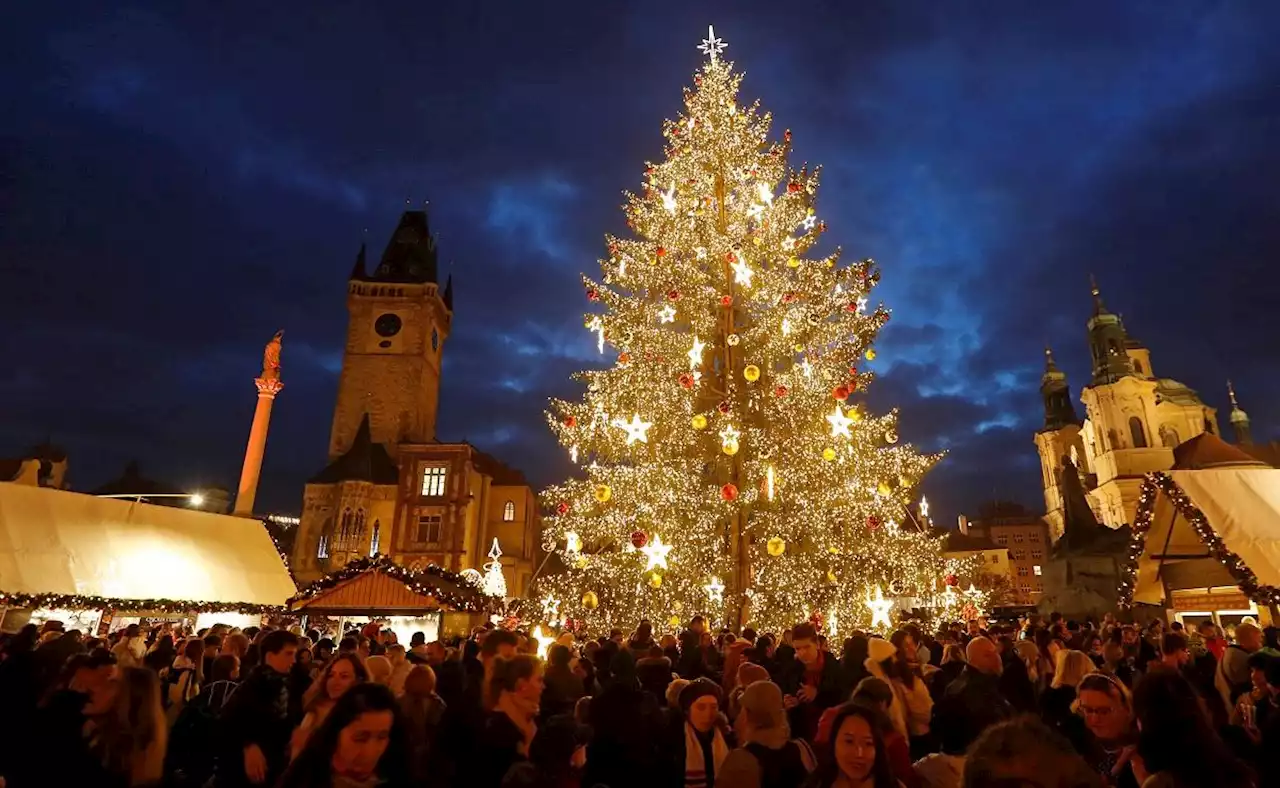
[
  {"left": 1107, "top": 428, "right": 1121, "bottom": 452},
  {"left": 370, "top": 521, "right": 380, "bottom": 556},
  {"left": 336, "top": 508, "right": 354, "bottom": 551},
  {"left": 1129, "top": 416, "right": 1148, "bottom": 449},
  {"left": 503, "top": 501, "right": 516, "bottom": 522},
  {"left": 354, "top": 509, "right": 366, "bottom": 545},
  {"left": 317, "top": 534, "right": 329, "bottom": 559}
]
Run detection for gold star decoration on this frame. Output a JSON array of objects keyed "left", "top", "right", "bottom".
[
  {"left": 730, "top": 258, "right": 755, "bottom": 287},
  {"left": 658, "top": 304, "right": 677, "bottom": 324}
]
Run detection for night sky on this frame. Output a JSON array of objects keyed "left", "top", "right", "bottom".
[{"left": 4, "top": 2, "right": 1279, "bottom": 521}]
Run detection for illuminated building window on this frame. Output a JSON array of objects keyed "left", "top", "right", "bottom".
[
  {"left": 370, "top": 521, "right": 380, "bottom": 556},
  {"left": 990, "top": 554, "right": 1000, "bottom": 564},
  {"left": 1033, "top": 565, "right": 1042, "bottom": 576},
  {"left": 1013, "top": 533, "right": 1025, "bottom": 544},
  {"left": 317, "top": 534, "right": 329, "bottom": 559},
  {"left": 1031, "top": 549, "right": 1043, "bottom": 560},
  {"left": 995, "top": 534, "right": 1008, "bottom": 545},
  {"left": 416, "top": 514, "right": 442, "bottom": 544},
  {"left": 503, "top": 501, "right": 516, "bottom": 522},
  {"left": 421, "top": 466, "right": 448, "bottom": 497}
]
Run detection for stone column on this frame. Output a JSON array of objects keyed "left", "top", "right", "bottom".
[{"left": 234, "top": 331, "right": 284, "bottom": 516}]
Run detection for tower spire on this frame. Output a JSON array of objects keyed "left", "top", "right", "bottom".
[
  {"left": 1040, "top": 344, "right": 1078, "bottom": 430},
  {"left": 1227, "top": 380, "right": 1252, "bottom": 446},
  {"left": 1085, "top": 274, "right": 1134, "bottom": 385},
  {"left": 350, "top": 241, "right": 367, "bottom": 280},
  {"left": 1089, "top": 273, "right": 1108, "bottom": 316}
]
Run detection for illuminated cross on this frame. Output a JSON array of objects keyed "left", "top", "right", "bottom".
[
  {"left": 612, "top": 413, "right": 653, "bottom": 444},
  {"left": 697, "top": 25, "right": 727, "bottom": 62},
  {"left": 640, "top": 533, "right": 673, "bottom": 571},
  {"left": 827, "top": 404, "right": 854, "bottom": 438}
]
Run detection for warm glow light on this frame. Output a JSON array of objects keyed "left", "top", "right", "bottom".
[
  {"left": 826, "top": 405, "right": 854, "bottom": 438},
  {"left": 704, "top": 576, "right": 725, "bottom": 604},
  {"left": 189, "top": 493, "right": 205, "bottom": 507},
  {"left": 687, "top": 337, "right": 706, "bottom": 369},
  {"left": 532, "top": 625, "right": 556, "bottom": 659},
  {"left": 866, "top": 585, "right": 893, "bottom": 629},
  {"left": 612, "top": 413, "right": 653, "bottom": 444},
  {"left": 640, "top": 534, "right": 673, "bottom": 572},
  {"left": 766, "top": 466, "right": 776, "bottom": 501}
]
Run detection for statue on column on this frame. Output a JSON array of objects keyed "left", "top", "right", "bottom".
[{"left": 262, "top": 330, "right": 284, "bottom": 379}]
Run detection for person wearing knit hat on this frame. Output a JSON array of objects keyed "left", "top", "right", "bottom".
[
  {"left": 677, "top": 678, "right": 731, "bottom": 787},
  {"left": 718, "top": 680, "right": 817, "bottom": 788},
  {"left": 728, "top": 662, "right": 771, "bottom": 721}
]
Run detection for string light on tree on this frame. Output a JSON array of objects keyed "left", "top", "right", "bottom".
[
  {"left": 532, "top": 625, "right": 556, "bottom": 659},
  {"left": 482, "top": 538, "right": 508, "bottom": 598},
  {"left": 535, "top": 24, "right": 965, "bottom": 633}
]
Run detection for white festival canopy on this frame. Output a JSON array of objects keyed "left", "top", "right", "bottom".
[
  {"left": 0, "top": 482, "right": 296, "bottom": 610},
  {"left": 1130, "top": 468, "right": 1280, "bottom": 607}
]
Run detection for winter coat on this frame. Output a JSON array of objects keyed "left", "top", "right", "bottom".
[
  {"left": 865, "top": 658, "right": 933, "bottom": 739},
  {"left": 913, "top": 753, "right": 964, "bottom": 788}
]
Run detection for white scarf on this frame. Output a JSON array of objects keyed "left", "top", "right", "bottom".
[{"left": 684, "top": 721, "right": 729, "bottom": 787}]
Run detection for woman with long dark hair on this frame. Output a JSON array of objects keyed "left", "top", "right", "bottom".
[
  {"left": 803, "top": 703, "right": 899, "bottom": 788},
  {"left": 278, "top": 682, "right": 410, "bottom": 788},
  {"left": 1131, "top": 668, "right": 1254, "bottom": 788}
]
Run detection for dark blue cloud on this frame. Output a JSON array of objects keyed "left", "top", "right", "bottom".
[{"left": 2, "top": 1, "right": 1278, "bottom": 523}]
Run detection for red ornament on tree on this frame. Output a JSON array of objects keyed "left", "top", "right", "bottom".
[
  {"left": 774, "top": 385, "right": 789, "bottom": 398},
  {"left": 678, "top": 373, "right": 695, "bottom": 389},
  {"left": 721, "top": 483, "right": 739, "bottom": 502},
  {"left": 556, "top": 502, "right": 570, "bottom": 516},
  {"left": 717, "top": 400, "right": 731, "bottom": 415},
  {"left": 848, "top": 365, "right": 858, "bottom": 376},
  {"left": 720, "top": 295, "right": 733, "bottom": 307},
  {"left": 782, "top": 292, "right": 798, "bottom": 304},
  {"left": 945, "top": 574, "right": 959, "bottom": 587},
  {"left": 866, "top": 515, "right": 882, "bottom": 530},
  {"left": 608, "top": 242, "right": 619, "bottom": 254},
  {"left": 845, "top": 302, "right": 859, "bottom": 313},
  {"left": 564, "top": 415, "right": 577, "bottom": 428},
  {"left": 630, "top": 530, "right": 648, "bottom": 549},
  {"left": 667, "top": 289, "right": 680, "bottom": 301},
  {"left": 587, "top": 289, "right": 600, "bottom": 301},
  {"left": 656, "top": 246, "right": 667, "bottom": 257},
  {"left": 832, "top": 386, "right": 850, "bottom": 401},
  {"left": 787, "top": 182, "right": 801, "bottom": 194},
  {"left": 618, "top": 352, "right": 631, "bottom": 364},
  {"left": 784, "top": 129, "right": 793, "bottom": 142}
]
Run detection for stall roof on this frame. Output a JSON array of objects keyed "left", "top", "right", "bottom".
[
  {"left": 1122, "top": 468, "right": 1280, "bottom": 608},
  {"left": 289, "top": 555, "right": 491, "bottom": 615},
  {"left": 0, "top": 482, "right": 296, "bottom": 612}
]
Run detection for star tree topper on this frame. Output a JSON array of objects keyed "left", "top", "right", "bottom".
[{"left": 698, "top": 25, "right": 727, "bottom": 62}]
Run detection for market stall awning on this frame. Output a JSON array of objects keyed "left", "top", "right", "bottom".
[
  {"left": 1122, "top": 468, "right": 1280, "bottom": 608},
  {"left": 289, "top": 555, "right": 491, "bottom": 615},
  {"left": 0, "top": 482, "right": 296, "bottom": 612}
]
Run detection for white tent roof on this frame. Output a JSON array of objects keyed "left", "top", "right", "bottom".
[
  {"left": 0, "top": 482, "right": 296, "bottom": 609},
  {"left": 1131, "top": 469, "right": 1280, "bottom": 606}
]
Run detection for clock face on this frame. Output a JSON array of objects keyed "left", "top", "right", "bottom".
[{"left": 374, "top": 313, "right": 402, "bottom": 338}]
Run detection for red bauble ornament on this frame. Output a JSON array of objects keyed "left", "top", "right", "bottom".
[
  {"left": 556, "top": 502, "right": 570, "bottom": 516},
  {"left": 630, "top": 530, "right": 648, "bottom": 549},
  {"left": 846, "top": 302, "right": 859, "bottom": 313},
  {"left": 587, "top": 289, "right": 600, "bottom": 301},
  {"left": 832, "top": 386, "right": 850, "bottom": 401},
  {"left": 608, "top": 242, "right": 619, "bottom": 254},
  {"left": 721, "top": 483, "right": 739, "bottom": 502},
  {"left": 667, "top": 289, "right": 681, "bottom": 301},
  {"left": 867, "top": 515, "right": 882, "bottom": 530},
  {"left": 720, "top": 295, "right": 733, "bottom": 307},
  {"left": 945, "top": 574, "right": 959, "bottom": 587},
  {"left": 787, "top": 182, "right": 801, "bottom": 194},
  {"left": 657, "top": 246, "right": 667, "bottom": 257},
  {"left": 784, "top": 129, "right": 793, "bottom": 142},
  {"left": 717, "top": 400, "right": 731, "bottom": 415},
  {"left": 564, "top": 415, "right": 577, "bottom": 427},
  {"left": 694, "top": 75, "right": 702, "bottom": 86},
  {"left": 848, "top": 366, "right": 858, "bottom": 376},
  {"left": 726, "top": 251, "right": 737, "bottom": 263},
  {"left": 782, "top": 292, "right": 798, "bottom": 304},
  {"left": 775, "top": 385, "right": 789, "bottom": 397},
  {"left": 618, "top": 352, "right": 631, "bottom": 364},
  {"left": 678, "top": 373, "right": 695, "bottom": 389}
]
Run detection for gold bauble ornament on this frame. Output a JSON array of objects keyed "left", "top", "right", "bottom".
[
  {"left": 787, "top": 256, "right": 800, "bottom": 268},
  {"left": 582, "top": 591, "right": 599, "bottom": 609},
  {"left": 898, "top": 475, "right": 910, "bottom": 489},
  {"left": 668, "top": 615, "right": 682, "bottom": 627},
  {"left": 877, "top": 481, "right": 892, "bottom": 496},
  {"left": 649, "top": 573, "right": 663, "bottom": 589},
  {"left": 827, "top": 570, "right": 838, "bottom": 584},
  {"left": 593, "top": 484, "right": 612, "bottom": 503},
  {"left": 884, "top": 429, "right": 899, "bottom": 444},
  {"left": 794, "top": 343, "right": 804, "bottom": 352},
  {"left": 574, "top": 555, "right": 589, "bottom": 569},
  {"left": 743, "top": 364, "right": 761, "bottom": 382},
  {"left": 865, "top": 348, "right": 877, "bottom": 361},
  {"left": 851, "top": 408, "right": 863, "bottom": 423},
  {"left": 692, "top": 414, "right": 708, "bottom": 430},
  {"left": 753, "top": 236, "right": 763, "bottom": 246},
  {"left": 722, "top": 438, "right": 739, "bottom": 456},
  {"left": 672, "top": 600, "right": 684, "bottom": 612},
  {"left": 767, "top": 537, "right": 786, "bottom": 556},
  {"left": 822, "top": 448, "right": 837, "bottom": 462}
]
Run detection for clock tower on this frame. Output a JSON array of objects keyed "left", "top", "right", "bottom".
[{"left": 328, "top": 210, "right": 453, "bottom": 459}]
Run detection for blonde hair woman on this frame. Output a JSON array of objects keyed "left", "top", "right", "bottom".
[
  {"left": 291, "top": 653, "right": 369, "bottom": 758},
  {"left": 1041, "top": 649, "right": 1095, "bottom": 737},
  {"left": 92, "top": 666, "right": 168, "bottom": 786}
]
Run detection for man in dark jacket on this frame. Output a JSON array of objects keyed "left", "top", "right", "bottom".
[
  {"left": 932, "top": 635, "right": 1013, "bottom": 744},
  {"left": 775, "top": 623, "right": 845, "bottom": 741},
  {"left": 216, "top": 629, "right": 297, "bottom": 787}
]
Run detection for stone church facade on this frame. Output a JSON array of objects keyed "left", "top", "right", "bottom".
[{"left": 291, "top": 210, "right": 539, "bottom": 594}]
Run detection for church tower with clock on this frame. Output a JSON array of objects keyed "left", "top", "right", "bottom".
[
  {"left": 328, "top": 210, "right": 453, "bottom": 457},
  {"left": 291, "top": 209, "right": 541, "bottom": 601}
]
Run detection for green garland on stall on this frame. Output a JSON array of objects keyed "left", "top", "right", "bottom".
[
  {"left": 0, "top": 591, "right": 283, "bottom": 615},
  {"left": 1119, "top": 472, "right": 1280, "bottom": 608},
  {"left": 288, "top": 553, "right": 496, "bottom": 613}
]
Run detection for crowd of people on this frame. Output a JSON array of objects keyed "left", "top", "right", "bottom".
[{"left": 0, "top": 611, "right": 1277, "bottom": 788}]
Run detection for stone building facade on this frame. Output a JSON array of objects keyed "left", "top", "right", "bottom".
[{"left": 291, "top": 210, "right": 540, "bottom": 593}]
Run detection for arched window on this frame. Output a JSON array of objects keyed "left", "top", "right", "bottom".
[
  {"left": 503, "top": 501, "right": 516, "bottom": 522},
  {"left": 355, "top": 509, "right": 366, "bottom": 540},
  {"left": 1107, "top": 428, "right": 1121, "bottom": 452},
  {"left": 1160, "top": 425, "right": 1179, "bottom": 448},
  {"left": 317, "top": 534, "right": 329, "bottom": 559},
  {"left": 1129, "top": 416, "right": 1148, "bottom": 449},
  {"left": 369, "top": 521, "right": 380, "bottom": 556},
  {"left": 336, "top": 508, "right": 354, "bottom": 551}
]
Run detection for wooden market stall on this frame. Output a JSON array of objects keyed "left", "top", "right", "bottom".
[
  {"left": 288, "top": 555, "right": 494, "bottom": 640},
  {"left": 0, "top": 482, "right": 296, "bottom": 633},
  {"left": 1120, "top": 434, "right": 1280, "bottom": 629}
]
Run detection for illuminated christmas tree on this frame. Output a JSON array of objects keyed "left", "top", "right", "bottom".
[{"left": 537, "top": 27, "right": 973, "bottom": 635}]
